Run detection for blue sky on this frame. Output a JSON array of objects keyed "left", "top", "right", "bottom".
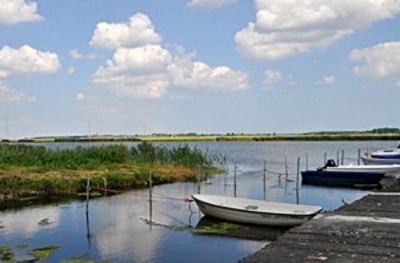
[{"left": 1, "top": 0, "right": 400, "bottom": 138}]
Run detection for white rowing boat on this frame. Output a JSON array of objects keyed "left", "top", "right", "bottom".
[{"left": 191, "top": 194, "right": 322, "bottom": 227}]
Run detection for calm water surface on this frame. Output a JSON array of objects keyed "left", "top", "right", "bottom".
[{"left": 0, "top": 141, "right": 397, "bottom": 262}]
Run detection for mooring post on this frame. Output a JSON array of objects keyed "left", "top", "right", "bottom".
[
  {"left": 358, "top": 148, "right": 361, "bottom": 165},
  {"left": 85, "top": 173, "right": 90, "bottom": 214},
  {"left": 234, "top": 162, "right": 237, "bottom": 198},
  {"left": 149, "top": 171, "right": 153, "bottom": 222},
  {"left": 263, "top": 160, "right": 267, "bottom": 200},
  {"left": 285, "top": 156, "right": 288, "bottom": 180},
  {"left": 198, "top": 166, "right": 202, "bottom": 194},
  {"left": 324, "top": 152, "right": 327, "bottom": 164},
  {"left": 296, "top": 157, "right": 300, "bottom": 190},
  {"left": 341, "top": 149, "right": 345, "bottom": 165},
  {"left": 336, "top": 151, "right": 340, "bottom": 165}
]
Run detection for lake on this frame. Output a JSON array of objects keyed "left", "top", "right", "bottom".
[{"left": 0, "top": 141, "right": 397, "bottom": 262}]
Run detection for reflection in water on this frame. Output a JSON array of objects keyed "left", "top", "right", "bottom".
[
  {"left": 195, "top": 216, "right": 288, "bottom": 241},
  {"left": 1, "top": 141, "right": 395, "bottom": 262},
  {"left": 0, "top": 205, "right": 60, "bottom": 237}
]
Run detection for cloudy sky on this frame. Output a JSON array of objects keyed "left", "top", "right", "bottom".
[{"left": 1, "top": 0, "right": 400, "bottom": 138}]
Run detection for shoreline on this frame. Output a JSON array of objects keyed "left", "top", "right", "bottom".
[{"left": 2, "top": 133, "right": 400, "bottom": 143}]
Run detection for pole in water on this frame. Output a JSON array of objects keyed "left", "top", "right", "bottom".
[
  {"left": 358, "top": 148, "right": 361, "bottom": 165},
  {"left": 234, "top": 162, "right": 237, "bottom": 198},
  {"left": 149, "top": 171, "right": 153, "bottom": 225},
  {"left": 296, "top": 157, "right": 300, "bottom": 190},
  {"left": 197, "top": 166, "right": 201, "bottom": 194},
  {"left": 263, "top": 161, "right": 267, "bottom": 200},
  {"left": 296, "top": 157, "right": 300, "bottom": 204}
]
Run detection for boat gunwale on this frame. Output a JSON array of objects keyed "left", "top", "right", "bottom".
[{"left": 191, "top": 195, "right": 322, "bottom": 217}]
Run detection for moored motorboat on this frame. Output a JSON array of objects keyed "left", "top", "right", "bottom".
[
  {"left": 370, "top": 144, "right": 400, "bottom": 159},
  {"left": 191, "top": 194, "right": 322, "bottom": 227},
  {"left": 301, "top": 159, "right": 385, "bottom": 187},
  {"left": 325, "top": 162, "right": 400, "bottom": 177},
  {"left": 361, "top": 154, "right": 400, "bottom": 165},
  {"left": 301, "top": 169, "right": 385, "bottom": 188}
]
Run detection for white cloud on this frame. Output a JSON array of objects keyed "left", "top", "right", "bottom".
[
  {"left": 93, "top": 45, "right": 171, "bottom": 99},
  {"left": 350, "top": 42, "right": 400, "bottom": 77},
  {"left": 69, "top": 49, "right": 97, "bottom": 60},
  {"left": 90, "top": 13, "right": 162, "bottom": 49},
  {"left": 315, "top": 75, "right": 336, "bottom": 85},
  {"left": 0, "top": 45, "right": 60, "bottom": 78},
  {"left": 169, "top": 50, "right": 249, "bottom": 92},
  {"left": 0, "top": 0, "right": 43, "bottom": 25},
  {"left": 0, "top": 45, "right": 59, "bottom": 103},
  {"left": 262, "top": 69, "right": 283, "bottom": 89},
  {"left": 235, "top": 0, "right": 400, "bottom": 59},
  {"left": 188, "top": 0, "right": 236, "bottom": 9},
  {"left": 91, "top": 15, "right": 249, "bottom": 99}
]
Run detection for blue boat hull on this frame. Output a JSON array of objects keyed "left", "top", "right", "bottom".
[{"left": 301, "top": 170, "right": 384, "bottom": 187}]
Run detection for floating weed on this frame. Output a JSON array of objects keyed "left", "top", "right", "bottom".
[
  {"left": 30, "top": 245, "right": 60, "bottom": 260},
  {"left": 192, "top": 222, "right": 246, "bottom": 235},
  {"left": 38, "top": 218, "right": 52, "bottom": 226},
  {"left": 0, "top": 245, "right": 15, "bottom": 261},
  {"left": 15, "top": 244, "right": 30, "bottom": 249}
]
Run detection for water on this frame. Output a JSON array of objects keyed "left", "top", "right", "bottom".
[{"left": 0, "top": 141, "right": 397, "bottom": 262}]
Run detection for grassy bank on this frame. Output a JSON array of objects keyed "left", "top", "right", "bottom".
[{"left": 0, "top": 143, "right": 225, "bottom": 201}]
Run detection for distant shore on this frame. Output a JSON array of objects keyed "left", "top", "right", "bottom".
[{"left": 2, "top": 132, "right": 400, "bottom": 143}]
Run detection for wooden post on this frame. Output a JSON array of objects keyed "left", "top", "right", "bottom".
[
  {"left": 85, "top": 174, "right": 90, "bottom": 213},
  {"left": 296, "top": 157, "right": 300, "bottom": 190},
  {"left": 324, "top": 153, "right": 327, "bottom": 164},
  {"left": 234, "top": 162, "right": 237, "bottom": 198},
  {"left": 85, "top": 173, "right": 91, "bottom": 245},
  {"left": 196, "top": 166, "right": 201, "bottom": 194},
  {"left": 358, "top": 149, "right": 361, "bottom": 165},
  {"left": 263, "top": 161, "right": 267, "bottom": 200},
  {"left": 285, "top": 156, "right": 288, "bottom": 180},
  {"left": 336, "top": 151, "right": 339, "bottom": 165},
  {"left": 149, "top": 171, "right": 153, "bottom": 222},
  {"left": 341, "top": 149, "right": 344, "bottom": 165},
  {"left": 296, "top": 157, "right": 300, "bottom": 205}
]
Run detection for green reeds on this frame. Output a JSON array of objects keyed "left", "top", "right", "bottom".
[{"left": 0, "top": 142, "right": 224, "bottom": 200}]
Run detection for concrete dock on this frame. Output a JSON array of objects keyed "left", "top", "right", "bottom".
[{"left": 240, "top": 192, "right": 400, "bottom": 263}]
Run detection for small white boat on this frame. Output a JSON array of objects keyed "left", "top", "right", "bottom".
[{"left": 191, "top": 194, "right": 322, "bottom": 227}]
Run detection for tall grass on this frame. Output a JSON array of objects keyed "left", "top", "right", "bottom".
[{"left": 0, "top": 142, "right": 225, "bottom": 200}]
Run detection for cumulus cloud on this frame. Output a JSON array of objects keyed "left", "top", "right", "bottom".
[
  {"left": 93, "top": 45, "right": 171, "bottom": 98},
  {"left": 188, "top": 0, "right": 236, "bottom": 9},
  {"left": 0, "top": 0, "right": 43, "bottom": 25},
  {"left": 235, "top": 0, "right": 400, "bottom": 59},
  {"left": 350, "top": 42, "right": 400, "bottom": 77},
  {"left": 0, "top": 45, "right": 59, "bottom": 103},
  {"left": 91, "top": 14, "right": 249, "bottom": 99},
  {"left": 169, "top": 50, "right": 249, "bottom": 92},
  {"left": 0, "top": 45, "right": 60, "bottom": 78},
  {"left": 90, "top": 13, "right": 162, "bottom": 49}
]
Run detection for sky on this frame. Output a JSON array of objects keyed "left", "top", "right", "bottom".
[{"left": 1, "top": 0, "right": 400, "bottom": 138}]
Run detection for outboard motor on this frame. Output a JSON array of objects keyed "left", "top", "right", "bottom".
[{"left": 317, "top": 159, "right": 337, "bottom": 171}]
